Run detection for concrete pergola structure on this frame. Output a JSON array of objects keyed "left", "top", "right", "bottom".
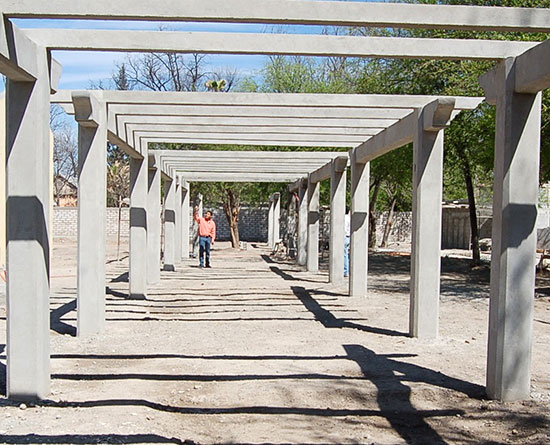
[{"left": 2, "top": 1, "right": 550, "bottom": 403}]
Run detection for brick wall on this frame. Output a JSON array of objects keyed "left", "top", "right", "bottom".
[{"left": 53, "top": 207, "right": 130, "bottom": 238}]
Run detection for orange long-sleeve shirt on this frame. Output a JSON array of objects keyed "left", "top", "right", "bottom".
[{"left": 194, "top": 212, "right": 216, "bottom": 242}]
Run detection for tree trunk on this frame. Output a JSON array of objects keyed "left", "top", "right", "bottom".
[
  {"left": 458, "top": 148, "right": 481, "bottom": 266},
  {"left": 368, "top": 179, "right": 382, "bottom": 248},
  {"left": 222, "top": 188, "right": 241, "bottom": 249},
  {"left": 380, "top": 196, "right": 397, "bottom": 248}
]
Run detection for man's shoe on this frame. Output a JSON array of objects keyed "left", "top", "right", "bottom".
[{"left": 205, "top": 264, "right": 212, "bottom": 268}]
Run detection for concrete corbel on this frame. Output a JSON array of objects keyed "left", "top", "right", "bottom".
[
  {"left": 72, "top": 91, "right": 104, "bottom": 127},
  {"left": 423, "top": 97, "right": 456, "bottom": 131},
  {"left": 479, "top": 61, "right": 507, "bottom": 106},
  {"left": 289, "top": 177, "right": 306, "bottom": 193},
  {"left": 48, "top": 55, "right": 62, "bottom": 93},
  {"left": 332, "top": 155, "right": 348, "bottom": 173}
]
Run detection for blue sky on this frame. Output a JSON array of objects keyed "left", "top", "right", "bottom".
[{"left": 13, "top": 18, "right": 331, "bottom": 90}]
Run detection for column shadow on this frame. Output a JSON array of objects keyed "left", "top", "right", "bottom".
[
  {"left": 291, "top": 286, "right": 407, "bottom": 337},
  {"left": 344, "top": 344, "right": 485, "bottom": 444},
  {"left": 50, "top": 299, "right": 76, "bottom": 336}
]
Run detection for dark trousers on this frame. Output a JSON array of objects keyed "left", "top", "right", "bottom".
[{"left": 199, "top": 236, "right": 212, "bottom": 267}]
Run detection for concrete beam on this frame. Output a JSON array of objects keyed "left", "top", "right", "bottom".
[
  {"left": 73, "top": 92, "right": 107, "bottom": 336},
  {"left": 289, "top": 178, "right": 305, "bottom": 193},
  {"left": 6, "top": 1, "right": 550, "bottom": 32},
  {"left": 0, "top": 19, "right": 38, "bottom": 81},
  {"left": 309, "top": 155, "right": 348, "bottom": 184},
  {"left": 353, "top": 98, "right": 461, "bottom": 164},
  {"left": 25, "top": 28, "right": 537, "bottom": 61},
  {"left": 353, "top": 112, "right": 416, "bottom": 164}
]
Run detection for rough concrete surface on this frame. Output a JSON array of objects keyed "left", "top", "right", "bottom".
[{"left": 0, "top": 238, "right": 549, "bottom": 444}]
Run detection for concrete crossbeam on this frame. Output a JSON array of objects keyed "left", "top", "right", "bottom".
[
  {"left": 117, "top": 114, "right": 399, "bottom": 129},
  {"left": 484, "top": 59, "right": 541, "bottom": 402},
  {"left": 52, "top": 90, "right": 483, "bottom": 110},
  {"left": 73, "top": 92, "right": 107, "bottom": 336},
  {"left": 123, "top": 123, "right": 383, "bottom": 137},
  {"left": 25, "top": 29, "right": 537, "bottom": 61},
  {"left": 153, "top": 150, "right": 346, "bottom": 160},
  {"left": 6, "top": 1, "right": 550, "bottom": 32},
  {"left": 131, "top": 130, "right": 371, "bottom": 145},
  {"left": 106, "top": 104, "right": 412, "bottom": 120},
  {"left": 167, "top": 172, "right": 306, "bottom": 183},
  {"left": 144, "top": 137, "right": 356, "bottom": 149},
  {"left": 5, "top": 51, "right": 51, "bottom": 400}
]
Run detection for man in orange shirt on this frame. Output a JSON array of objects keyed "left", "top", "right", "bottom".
[{"left": 194, "top": 205, "right": 216, "bottom": 268}]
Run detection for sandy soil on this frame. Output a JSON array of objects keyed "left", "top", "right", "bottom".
[{"left": 0, "top": 238, "right": 549, "bottom": 444}]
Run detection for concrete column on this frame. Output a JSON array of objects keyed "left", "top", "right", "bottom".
[
  {"left": 129, "top": 156, "right": 148, "bottom": 299},
  {"left": 287, "top": 191, "right": 297, "bottom": 258},
  {"left": 147, "top": 160, "right": 161, "bottom": 285},
  {"left": 268, "top": 196, "right": 275, "bottom": 247},
  {"left": 6, "top": 55, "right": 51, "bottom": 399},
  {"left": 297, "top": 181, "right": 308, "bottom": 266},
  {"left": 74, "top": 94, "right": 107, "bottom": 336},
  {"left": 330, "top": 161, "right": 347, "bottom": 285},
  {"left": 273, "top": 192, "right": 281, "bottom": 245},
  {"left": 174, "top": 179, "right": 182, "bottom": 267},
  {"left": 409, "top": 109, "right": 444, "bottom": 339},
  {"left": 181, "top": 184, "right": 190, "bottom": 260},
  {"left": 163, "top": 177, "right": 176, "bottom": 271},
  {"left": 486, "top": 59, "right": 541, "bottom": 401},
  {"left": 306, "top": 176, "right": 320, "bottom": 272},
  {"left": 349, "top": 151, "right": 369, "bottom": 297}
]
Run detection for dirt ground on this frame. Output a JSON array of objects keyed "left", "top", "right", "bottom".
[{"left": 0, "top": 237, "right": 549, "bottom": 444}]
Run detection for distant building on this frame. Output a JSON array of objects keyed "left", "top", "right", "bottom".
[{"left": 54, "top": 175, "right": 78, "bottom": 207}]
